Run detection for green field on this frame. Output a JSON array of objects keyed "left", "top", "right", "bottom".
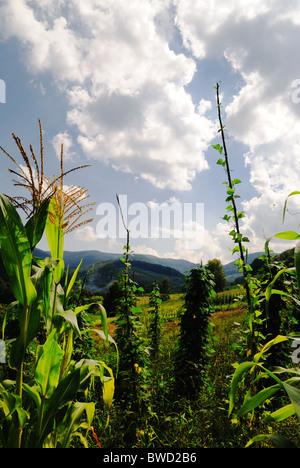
[{"left": 89, "top": 291, "right": 299, "bottom": 448}]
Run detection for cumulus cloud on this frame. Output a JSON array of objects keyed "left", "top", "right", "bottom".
[
  {"left": 175, "top": 0, "right": 300, "bottom": 252},
  {"left": 0, "top": 0, "right": 216, "bottom": 191},
  {"left": 2, "top": 0, "right": 300, "bottom": 260},
  {"left": 52, "top": 131, "right": 76, "bottom": 161},
  {"left": 73, "top": 225, "right": 98, "bottom": 242}
]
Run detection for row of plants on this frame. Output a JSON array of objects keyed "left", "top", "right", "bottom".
[
  {"left": 91, "top": 247, "right": 219, "bottom": 447},
  {"left": 212, "top": 291, "right": 243, "bottom": 307}
]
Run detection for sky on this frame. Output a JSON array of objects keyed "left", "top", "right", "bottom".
[{"left": 1, "top": 0, "right": 300, "bottom": 266}]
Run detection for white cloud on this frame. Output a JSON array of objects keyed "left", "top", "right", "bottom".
[
  {"left": 131, "top": 244, "right": 160, "bottom": 257},
  {"left": 3, "top": 0, "right": 300, "bottom": 262},
  {"left": 68, "top": 82, "right": 215, "bottom": 190},
  {"left": 73, "top": 225, "right": 98, "bottom": 242},
  {"left": 0, "top": 0, "right": 217, "bottom": 191},
  {"left": 175, "top": 0, "right": 300, "bottom": 253},
  {"left": 52, "top": 131, "right": 76, "bottom": 161}
]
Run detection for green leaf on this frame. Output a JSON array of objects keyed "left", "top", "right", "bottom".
[
  {"left": 212, "top": 144, "right": 223, "bottom": 155},
  {"left": 25, "top": 199, "right": 50, "bottom": 251},
  {"left": 22, "top": 383, "right": 42, "bottom": 410},
  {"left": 45, "top": 198, "right": 64, "bottom": 284},
  {"left": 233, "top": 178, "right": 241, "bottom": 185},
  {"left": 93, "top": 329, "right": 119, "bottom": 376},
  {"left": 9, "top": 265, "right": 53, "bottom": 369},
  {"left": 234, "top": 259, "right": 243, "bottom": 267},
  {"left": 46, "top": 369, "right": 81, "bottom": 412},
  {"left": 103, "top": 376, "right": 115, "bottom": 414},
  {"left": 282, "top": 381, "right": 300, "bottom": 420},
  {"left": 283, "top": 191, "right": 300, "bottom": 223},
  {"left": 35, "top": 330, "right": 64, "bottom": 398},
  {"left": 47, "top": 282, "right": 65, "bottom": 333},
  {"left": 229, "top": 361, "right": 255, "bottom": 415},
  {"left": 0, "top": 194, "right": 36, "bottom": 307},
  {"left": 75, "top": 302, "right": 109, "bottom": 341},
  {"left": 40, "top": 369, "right": 81, "bottom": 444},
  {"left": 65, "top": 259, "right": 82, "bottom": 307},
  {"left": 58, "top": 401, "right": 95, "bottom": 448},
  {"left": 257, "top": 335, "right": 288, "bottom": 358},
  {"left": 266, "top": 403, "right": 295, "bottom": 422},
  {"left": 236, "top": 384, "right": 280, "bottom": 417},
  {"left": 58, "top": 309, "right": 81, "bottom": 337},
  {"left": 246, "top": 433, "right": 298, "bottom": 448},
  {"left": 274, "top": 231, "right": 300, "bottom": 240}
]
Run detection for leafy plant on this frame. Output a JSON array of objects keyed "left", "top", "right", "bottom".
[
  {"left": 229, "top": 334, "right": 300, "bottom": 448},
  {"left": 148, "top": 282, "right": 162, "bottom": 360},
  {"left": 114, "top": 236, "right": 148, "bottom": 413},
  {"left": 0, "top": 122, "right": 114, "bottom": 447},
  {"left": 212, "top": 85, "right": 300, "bottom": 446},
  {"left": 205, "top": 258, "right": 226, "bottom": 292},
  {"left": 212, "top": 83, "right": 252, "bottom": 312},
  {"left": 173, "top": 266, "right": 215, "bottom": 399}
]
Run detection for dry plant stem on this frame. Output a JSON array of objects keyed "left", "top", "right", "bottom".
[{"left": 216, "top": 83, "right": 252, "bottom": 310}]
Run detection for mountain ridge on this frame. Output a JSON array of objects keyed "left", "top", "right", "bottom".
[
  {"left": 33, "top": 248, "right": 197, "bottom": 275},
  {"left": 33, "top": 248, "right": 270, "bottom": 289},
  {"left": 0, "top": 247, "right": 278, "bottom": 297}
]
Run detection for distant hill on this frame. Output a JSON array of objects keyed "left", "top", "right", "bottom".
[
  {"left": 33, "top": 248, "right": 195, "bottom": 293},
  {"left": 70, "top": 258, "right": 186, "bottom": 293},
  {"left": 223, "top": 251, "right": 277, "bottom": 284},
  {"left": 0, "top": 247, "right": 283, "bottom": 298},
  {"left": 33, "top": 248, "right": 196, "bottom": 275}
]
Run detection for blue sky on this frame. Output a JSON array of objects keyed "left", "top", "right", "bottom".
[{"left": 1, "top": 0, "right": 300, "bottom": 265}]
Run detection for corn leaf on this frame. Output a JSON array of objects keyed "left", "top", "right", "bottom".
[
  {"left": 59, "top": 401, "right": 95, "bottom": 448},
  {"left": 45, "top": 198, "right": 64, "bottom": 284},
  {"left": 0, "top": 194, "right": 36, "bottom": 307},
  {"left": 283, "top": 191, "right": 300, "bottom": 223},
  {"left": 229, "top": 361, "right": 255, "bottom": 415},
  {"left": 65, "top": 259, "right": 82, "bottom": 307},
  {"left": 57, "top": 309, "right": 81, "bottom": 337},
  {"left": 35, "top": 330, "right": 64, "bottom": 398},
  {"left": 266, "top": 403, "right": 295, "bottom": 422},
  {"left": 236, "top": 384, "right": 280, "bottom": 417},
  {"left": 282, "top": 382, "right": 300, "bottom": 420},
  {"left": 25, "top": 199, "right": 50, "bottom": 251},
  {"left": 246, "top": 433, "right": 297, "bottom": 448}
]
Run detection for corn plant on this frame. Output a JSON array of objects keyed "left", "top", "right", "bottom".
[
  {"left": 229, "top": 334, "right": 300, "bottom": 447},
  {"left": 0, "top": 122, "right": 115, "bottom": 447}
]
